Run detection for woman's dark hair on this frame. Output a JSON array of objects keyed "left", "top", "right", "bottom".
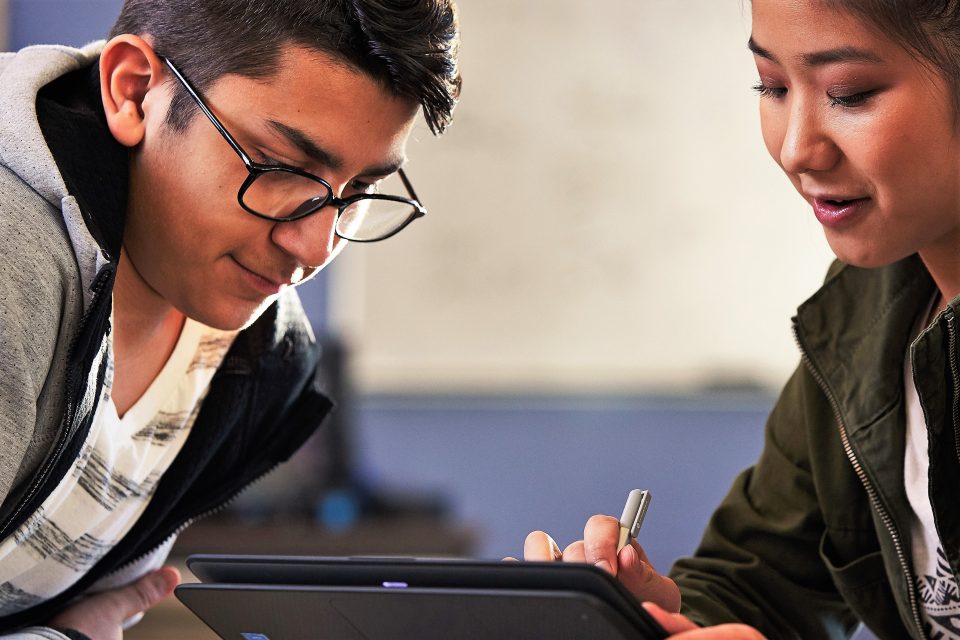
[
  {"left": 109, "top": 0, "right": 461, "bottom": 134},
  {"left": 824, "top": 0, "right": 960, "bottom": 106}
]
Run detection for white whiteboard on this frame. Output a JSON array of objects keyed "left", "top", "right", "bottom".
[{"left": 329, "top": 0, "right": 835, "bottom": 394}]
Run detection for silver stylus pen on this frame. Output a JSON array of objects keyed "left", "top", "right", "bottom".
[{"left": 616, "top": 489, "right": 651, "bottom": 552}]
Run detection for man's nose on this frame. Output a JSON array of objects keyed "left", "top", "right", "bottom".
[{"left": 269, "top": 203, "right": 345, "bottom": 270}]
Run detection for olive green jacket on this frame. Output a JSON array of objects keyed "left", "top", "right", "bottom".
[{"left": 670, "top": 255, "right": 960, "bottom": 640}]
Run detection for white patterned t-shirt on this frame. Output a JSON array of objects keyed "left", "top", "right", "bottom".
[
  {"left": 905, "top": 299, "right": 960, "bottom": 639},
  {"left": 0, "top": 314, "right": 236, "bottom": 615}
]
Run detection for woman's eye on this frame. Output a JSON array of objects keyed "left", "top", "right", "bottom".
[
  {"left": 752, "top": 83, "right": 787, "bottom": 100},
  {"left": 827, "top": 90, "right": 877, "bottom": 108}
]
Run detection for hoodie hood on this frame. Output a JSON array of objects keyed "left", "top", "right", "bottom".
[{"left": 0, "top": 42, "right": 109, "bottom": 309}]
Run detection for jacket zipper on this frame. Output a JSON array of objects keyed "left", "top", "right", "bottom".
[
  {"left": 793, "top": 323, "right": 926, "bottom": 639},
  {"left": 944, "top": 310, "right": 960, "bottom": 467},
  {"left": 0, "top": 265, "right": 114, "bottom": 540},
  {"left": 108, "top": 460, "right": 285, "bottom": 576}
]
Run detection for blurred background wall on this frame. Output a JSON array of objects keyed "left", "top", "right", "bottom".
[
  {"left": 10, "top": 0, "right": 836, "bottom": 581},
  {"left": 0, "top": 1, "right": 7, "bottom": 51},
  {"left": 331, "top": 2, "right": 837, "bottom": 394}
]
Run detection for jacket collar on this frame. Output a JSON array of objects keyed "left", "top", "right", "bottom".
[
  {"left": 793, "top": 254, "right": 939, "bottom": 436},
  {"left": 36, "top": 54, "right": 127, "bottom": 261}
]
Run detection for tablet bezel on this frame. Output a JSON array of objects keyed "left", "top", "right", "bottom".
[{"left": 183, "top": 554, "right": 667, "bottom": 639}]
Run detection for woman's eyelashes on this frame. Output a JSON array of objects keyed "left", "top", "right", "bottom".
[
  {"left": 752, "top": 82, "right": 786, "bottom": 99},
  {"left": 826, "top": 89, "right": 878, "bottom": 108},
  {"left": 752, "top": 82, "right": 879, "bottom": 108}
]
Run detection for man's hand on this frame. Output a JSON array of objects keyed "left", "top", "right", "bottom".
[
  {"left": 642, "top": 603, "right": 766, "bottom": 639},
  {"left": 520, "top": 514, "right": 681, "bottom": 612},
  {"left": 48, "top": 566, "right": 180, "bottom": 640}
]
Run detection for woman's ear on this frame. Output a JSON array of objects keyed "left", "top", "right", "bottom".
[{"left": 99, "top": 34, "right": 167, "bottom": 148}]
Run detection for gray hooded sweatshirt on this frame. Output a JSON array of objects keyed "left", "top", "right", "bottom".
[
  {"left": 0, "top": 39, "right": 332, "bottom": 637},
  {"left": 0, "top": 42, "right": 174, "bottom": 639}
]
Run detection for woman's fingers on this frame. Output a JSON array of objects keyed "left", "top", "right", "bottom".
[
  {"left": 642, "top": 602, "right": 699, "bottom": 633},
  {"left": 523, "top": 530, "right": 562, "bottom": 561},
  {"left": 562, "top": 539, "right": 586, "bottom": 562},
  {"left": 582, "top": 514, "right": 621, "bottom": 574},
  {"left": 642, "top": 603, "right": 767, "bottom": 639},
  {"left": 618, "top": 544, "right": 682, "bottom": 611}
]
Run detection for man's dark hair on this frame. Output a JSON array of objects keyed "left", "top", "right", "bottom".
[{"left": 109, "top": 0, "right": 461, "bottom": 134}]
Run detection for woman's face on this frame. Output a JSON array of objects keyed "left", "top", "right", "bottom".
[{"left": 752, "top": 0, "right": 960, "bottom": 268}]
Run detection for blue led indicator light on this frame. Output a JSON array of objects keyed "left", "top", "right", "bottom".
[{"left": 382, "top": 581, "right": 408, "bottom": 588}]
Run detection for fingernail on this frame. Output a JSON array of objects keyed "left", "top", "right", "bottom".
[{"left": 594, "top": 559, "right": 613, "bottom": 573}]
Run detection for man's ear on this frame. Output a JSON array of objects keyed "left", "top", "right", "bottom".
[{"left": 100, "top": 35, "right": 167, "bottom": 148}]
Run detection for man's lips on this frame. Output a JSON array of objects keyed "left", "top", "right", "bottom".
[{"left": 232, "top": 257, "right": 290, "bottom": 296}]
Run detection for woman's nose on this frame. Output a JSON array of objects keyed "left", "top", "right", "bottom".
[{"left": 778, "top": 99, "right": 841, "bottom": 175}]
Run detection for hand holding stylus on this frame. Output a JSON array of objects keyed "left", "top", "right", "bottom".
[{"left": 520, "top": 488, "right": 680, "bottom": 614}]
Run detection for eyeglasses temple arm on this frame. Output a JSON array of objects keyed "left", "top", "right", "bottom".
[
  {"left": 398, "top": 168, "right": 424, "bottom": 209},
  {"left": 161, "top": 57, "right": 255, "bottom": 167}
]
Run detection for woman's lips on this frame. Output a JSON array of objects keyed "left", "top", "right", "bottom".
[{"left": 811, "top": 197, "right": 870, "bottom": 228}]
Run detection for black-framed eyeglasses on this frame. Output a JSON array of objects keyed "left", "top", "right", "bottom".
[{"left": 162, "top": 57, "right": 426, "bottom": 243}]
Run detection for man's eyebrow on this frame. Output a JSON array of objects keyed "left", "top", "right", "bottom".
[
  {"left": 748, "top": 37, "right": 884, "bottom": 67},
  {"left": 358, "top": 157, "right": 406, "bottom": 179},
  {"left": 265, "top": 119, "right": 404, "bottom": 178},
  {"left": 266, "top": 119, "right": 344, "bottom": 171}
]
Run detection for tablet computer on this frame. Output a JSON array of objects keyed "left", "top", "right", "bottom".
[{"left": 176, "top": 554, "right": 669, "bottom": 640}]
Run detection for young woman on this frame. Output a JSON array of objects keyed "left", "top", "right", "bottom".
[{"left": 526, "top": 1, "right": 960, "bottom": 638}]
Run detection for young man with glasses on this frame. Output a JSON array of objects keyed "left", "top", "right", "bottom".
[{"left": 0, "top": 1, "right": 460, "bottom": 637}]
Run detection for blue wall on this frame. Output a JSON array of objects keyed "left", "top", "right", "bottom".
[
  {"left": 10, "top": 0, "right": 122, "bottom": 49},
  {"left": 354, "top": 394, "right": 769, "bottom": 568}
]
